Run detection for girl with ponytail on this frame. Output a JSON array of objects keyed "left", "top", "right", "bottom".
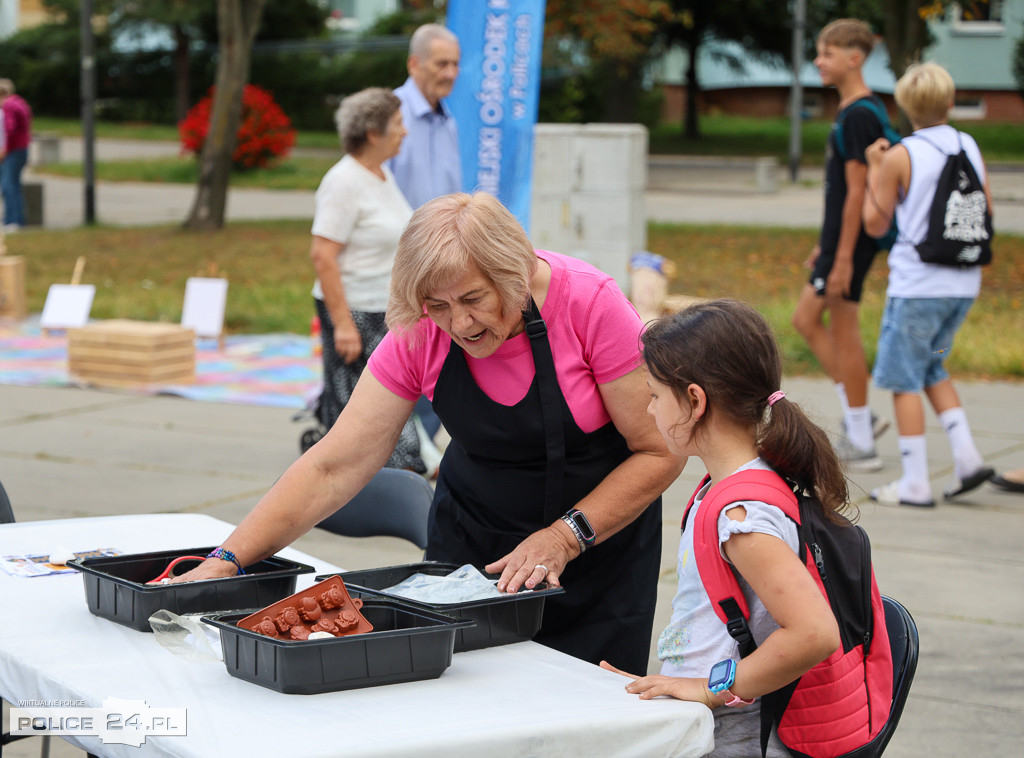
[{"left": 602, "top": 299, "right": 846, "bottom": 757}]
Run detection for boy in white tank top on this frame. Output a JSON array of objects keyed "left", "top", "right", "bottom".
[{"left": 861, "top": 62, "right": 995, "bottom": 507}]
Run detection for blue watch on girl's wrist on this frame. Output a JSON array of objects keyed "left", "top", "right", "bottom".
[{"left": 708, "top": 658, "right": 754, "bottom": 707}]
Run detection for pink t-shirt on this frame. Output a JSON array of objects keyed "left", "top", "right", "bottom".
[{"left": 367, "top": 250, "right": 643, "bottom": 433}]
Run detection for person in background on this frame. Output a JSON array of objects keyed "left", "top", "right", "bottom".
[
  {"left": 385, "top": 22, "right": 462, "bottom": 464},
  {"left": 790, "top": 19, "right": 890, "bottom": 472},
  {"left": 0, "top": 78, "right": 32, "bottom": 232},
  {"left": 309, "top": 87, "right": 424, "bottom": 474},
  {"left": 862, "top": 62, "right": 994, "bottom": 506},
  {"left": 178, "top": 192, "right": 679, "bottom": 675},
  {"left": 386, "top": 23, "right": 462, "bottom": 210}
]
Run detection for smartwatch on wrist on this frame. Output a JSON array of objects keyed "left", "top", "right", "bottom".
[
  {"left": 561, "top": 508, "right": 596, "bottom": 552},
  {"left": 708, "top": 659, "right": 754, "bottom": 707}
]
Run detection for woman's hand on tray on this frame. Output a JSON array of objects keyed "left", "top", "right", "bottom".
[
  {"left": 169, "top": 558, "right": 238, "bottom": 583},
  {"left": 485, "top": 522, "right": 578, "bottom": 594}
]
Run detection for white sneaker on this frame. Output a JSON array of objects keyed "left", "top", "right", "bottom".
[
  {"left": 870, "top": 480, "right": 935, "bottom": 508},
  {"left": 834, "top": 435, "right": 883, "bottom": 472},
  {"left": 841, "top": 413, "right": 891, "bottom": 441},
  {"left": 2, "top": 223, "right": 20, "bottom": 234}
]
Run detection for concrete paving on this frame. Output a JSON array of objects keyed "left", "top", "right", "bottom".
[{"left": 2, "top": 136, "right": 1024, "bottom": 756}]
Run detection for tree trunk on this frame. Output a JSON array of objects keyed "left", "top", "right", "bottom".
[
  {"left": 684, "top": 40, "right": 700, "bottom": 139},
  {"left": 600, "top": 60, "right": 640, "bottom": 122},
  {"left": 881, "top": 0, "right": 928, "bottom": 78},
  {"left": 173, "top": 24, "right": 191, "bottom": 124},
  {"left": 183, "top": 0, "right": 266, "bottom": 231}
]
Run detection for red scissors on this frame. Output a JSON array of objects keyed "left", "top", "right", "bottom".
[{"left": 146, "top": 555, "right": 207, "bottom": 585}]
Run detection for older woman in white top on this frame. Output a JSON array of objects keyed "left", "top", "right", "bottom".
[{"left": 310, "top": 87, "right": 423, "bottom": 472}]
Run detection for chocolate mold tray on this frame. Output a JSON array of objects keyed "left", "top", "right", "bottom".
[
  {"left": 203, "top": 597, "right": 474, "bottom": 694},
  {"left": 69, "top": 547, "right": 315, "bottom": 632},
  {"left": 237, "top": 576, "right": 374, "bottom": 641},
  {"left": 320, "top": 561, "right": 564, "bottom": 652}
]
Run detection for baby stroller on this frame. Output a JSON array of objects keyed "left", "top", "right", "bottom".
[{"left": 294, "top": 385, "right": 327, "bottom": 454}]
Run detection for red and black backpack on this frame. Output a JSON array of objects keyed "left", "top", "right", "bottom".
[{"left": 683, "top": 469, "right": 893, "bottom": 758}]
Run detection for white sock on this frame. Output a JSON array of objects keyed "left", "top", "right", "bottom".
[
  {"left": 897, "top": 436, "right": 932, "bottom": 502},
  {"left": 845, "top": 406, "right": 874, "bottom": 451},
  {"left": 938, "top": 407, "right": 984, "bottom": 478},
  {"left": 835, "top": 383, "right": 849, "bottom": 415}
]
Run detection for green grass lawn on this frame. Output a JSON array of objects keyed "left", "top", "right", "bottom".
[{"left": 6, "top": 221, "right": 1022, "bottom": 379}]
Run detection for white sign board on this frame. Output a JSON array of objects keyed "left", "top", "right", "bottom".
[
  {"left": 40, "top": 284, "right": 95, "bottom": 329},
  {"left": 181, "top": 277, "right": 228, "bottom": 339}
]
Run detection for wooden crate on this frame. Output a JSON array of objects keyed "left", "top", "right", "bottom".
[
  {"left": 0, "top": 255, "right": 27, "bottom": 320},
  {"left": 68, "top": 320, "right": 195, "bottom": 387}
]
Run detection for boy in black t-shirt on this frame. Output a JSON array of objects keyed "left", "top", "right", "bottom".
[{"left": 791, "top": 18, "right": 889, "bottom": 471}]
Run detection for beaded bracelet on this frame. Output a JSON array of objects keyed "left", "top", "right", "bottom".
[{"left": 206, "top": 547, "right": 245, "bottom": 575}]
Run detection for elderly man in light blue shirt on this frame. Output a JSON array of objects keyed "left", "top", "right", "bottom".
[{"left": 387, "top": 24, "right": 462, "bottom": 210}]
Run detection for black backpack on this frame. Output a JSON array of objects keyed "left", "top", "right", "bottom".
[{"left": 911, "top": 132, "right": 993, "bottom": 267}]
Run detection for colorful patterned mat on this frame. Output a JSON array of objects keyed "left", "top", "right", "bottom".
[{"left": 0, "top": 322, "right": 321, "bottom": 409}]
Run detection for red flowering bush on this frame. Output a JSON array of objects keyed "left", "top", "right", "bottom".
[{"left": 179, "top": 84, "right": 296, "bottom": 171}]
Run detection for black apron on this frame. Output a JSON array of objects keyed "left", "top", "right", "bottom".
[{"left": 427, "top": 300, "right": 661, "bottom": 673}]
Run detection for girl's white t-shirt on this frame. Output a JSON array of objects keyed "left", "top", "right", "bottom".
[
  {"left": 659, "top": 458, "right": 800, "bottom": 677},
  {"left": 310, "top": 154, "right": 412, "bottom": 312}
]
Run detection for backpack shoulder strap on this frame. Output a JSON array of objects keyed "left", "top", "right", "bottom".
[
  {"left": 689, "top": 469, "right": 799, "bottom": 656},
  {"left": 836, "top": 96, "right": 897, "bottom": 161}
]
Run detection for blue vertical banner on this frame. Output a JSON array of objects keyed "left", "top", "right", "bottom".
[{"left": 447, "top": 0, "right": 546, "bottom": 233}]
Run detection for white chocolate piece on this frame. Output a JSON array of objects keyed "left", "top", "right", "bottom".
[{"left": 49, "top": 546, "right": 76, "bottom": 566}]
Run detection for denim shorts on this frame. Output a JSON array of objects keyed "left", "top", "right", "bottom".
[{"left": 872, "top": 297, "right": 974, "bottom": 393}]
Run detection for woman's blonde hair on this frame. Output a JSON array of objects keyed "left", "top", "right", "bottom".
[
  {"left": 895, "top": 62, "right": 955, "bottom": 128},
  {"left": 387, "top": 192, "right": 538, "bottom": 340}
]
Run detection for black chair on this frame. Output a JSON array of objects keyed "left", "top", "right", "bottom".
[
  {"left": 864, "top": 596, "right": 920, "bottom": 757},
  {"left": 0, "top": 479, "right": 13, "bottom": 525},
  {"left": 315, "top": 468, "right": 432, "bottom": 550}
]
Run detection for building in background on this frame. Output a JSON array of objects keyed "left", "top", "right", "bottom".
[{"left": 656, "top": 0, "right": 1024, "bottom": 123}]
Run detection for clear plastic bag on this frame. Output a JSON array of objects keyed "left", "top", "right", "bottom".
[
  {"left": 149, "top": 609, "right": 223, "bottom": 662},
  {"left": 381, "top": 564, "right": 504, "bottom": 603}
]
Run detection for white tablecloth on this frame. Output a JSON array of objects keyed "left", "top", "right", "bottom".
[{"left": 0, "top": 514, "right": 714, "bottom": 757}]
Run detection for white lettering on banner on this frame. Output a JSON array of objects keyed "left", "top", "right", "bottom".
[
  {"left": 510, "top": 15, "right": 532, "bottom": 118},
  {"left": 477, "top": 4, "right": 510, "bottom": 194},
  {"left": 479, "top": 12, "right": 508, "bottom": 126},
  {"left": 478, "top": 127, "right": 502, "bottom": 194}
]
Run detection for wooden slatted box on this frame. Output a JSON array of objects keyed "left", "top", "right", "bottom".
[
  {"left": 0, "top": 255, "right": 27, "bottom": 320},
  {"left": 68, "top": 320, "right": 195, "bottom": 387}
]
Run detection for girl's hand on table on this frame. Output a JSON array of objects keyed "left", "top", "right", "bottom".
[{"left": 599, "top": 661, "right": 717, "bottom": 707}]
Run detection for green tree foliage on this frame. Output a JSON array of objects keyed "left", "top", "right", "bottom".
[
  {"left": 657, "top": 0, "right": 793, "bottom": 138},
  {"left": 544, "top": 0, "right": 669, "bottom": 122}
]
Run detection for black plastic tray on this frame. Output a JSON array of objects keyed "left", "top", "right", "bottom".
[
  {"left": 318, "top": 561, "right": 564, "bottom": 652},
  {"left": 203, "top": 598, "right": 474, "bottom": 694},
  {"left": 69, "top": 547, "right": 316, "bottom": 632}
]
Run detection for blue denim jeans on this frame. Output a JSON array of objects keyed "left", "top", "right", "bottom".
[
  {"left": 1, "top": 147, "right": 28, "bottom": 226},
  {"left": 872, "top": 296, "right": 974, "bottom": 393}
]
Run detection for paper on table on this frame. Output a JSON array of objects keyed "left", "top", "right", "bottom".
[{"left": 0, "top": 548, "right": 121, "bottom": 578}]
